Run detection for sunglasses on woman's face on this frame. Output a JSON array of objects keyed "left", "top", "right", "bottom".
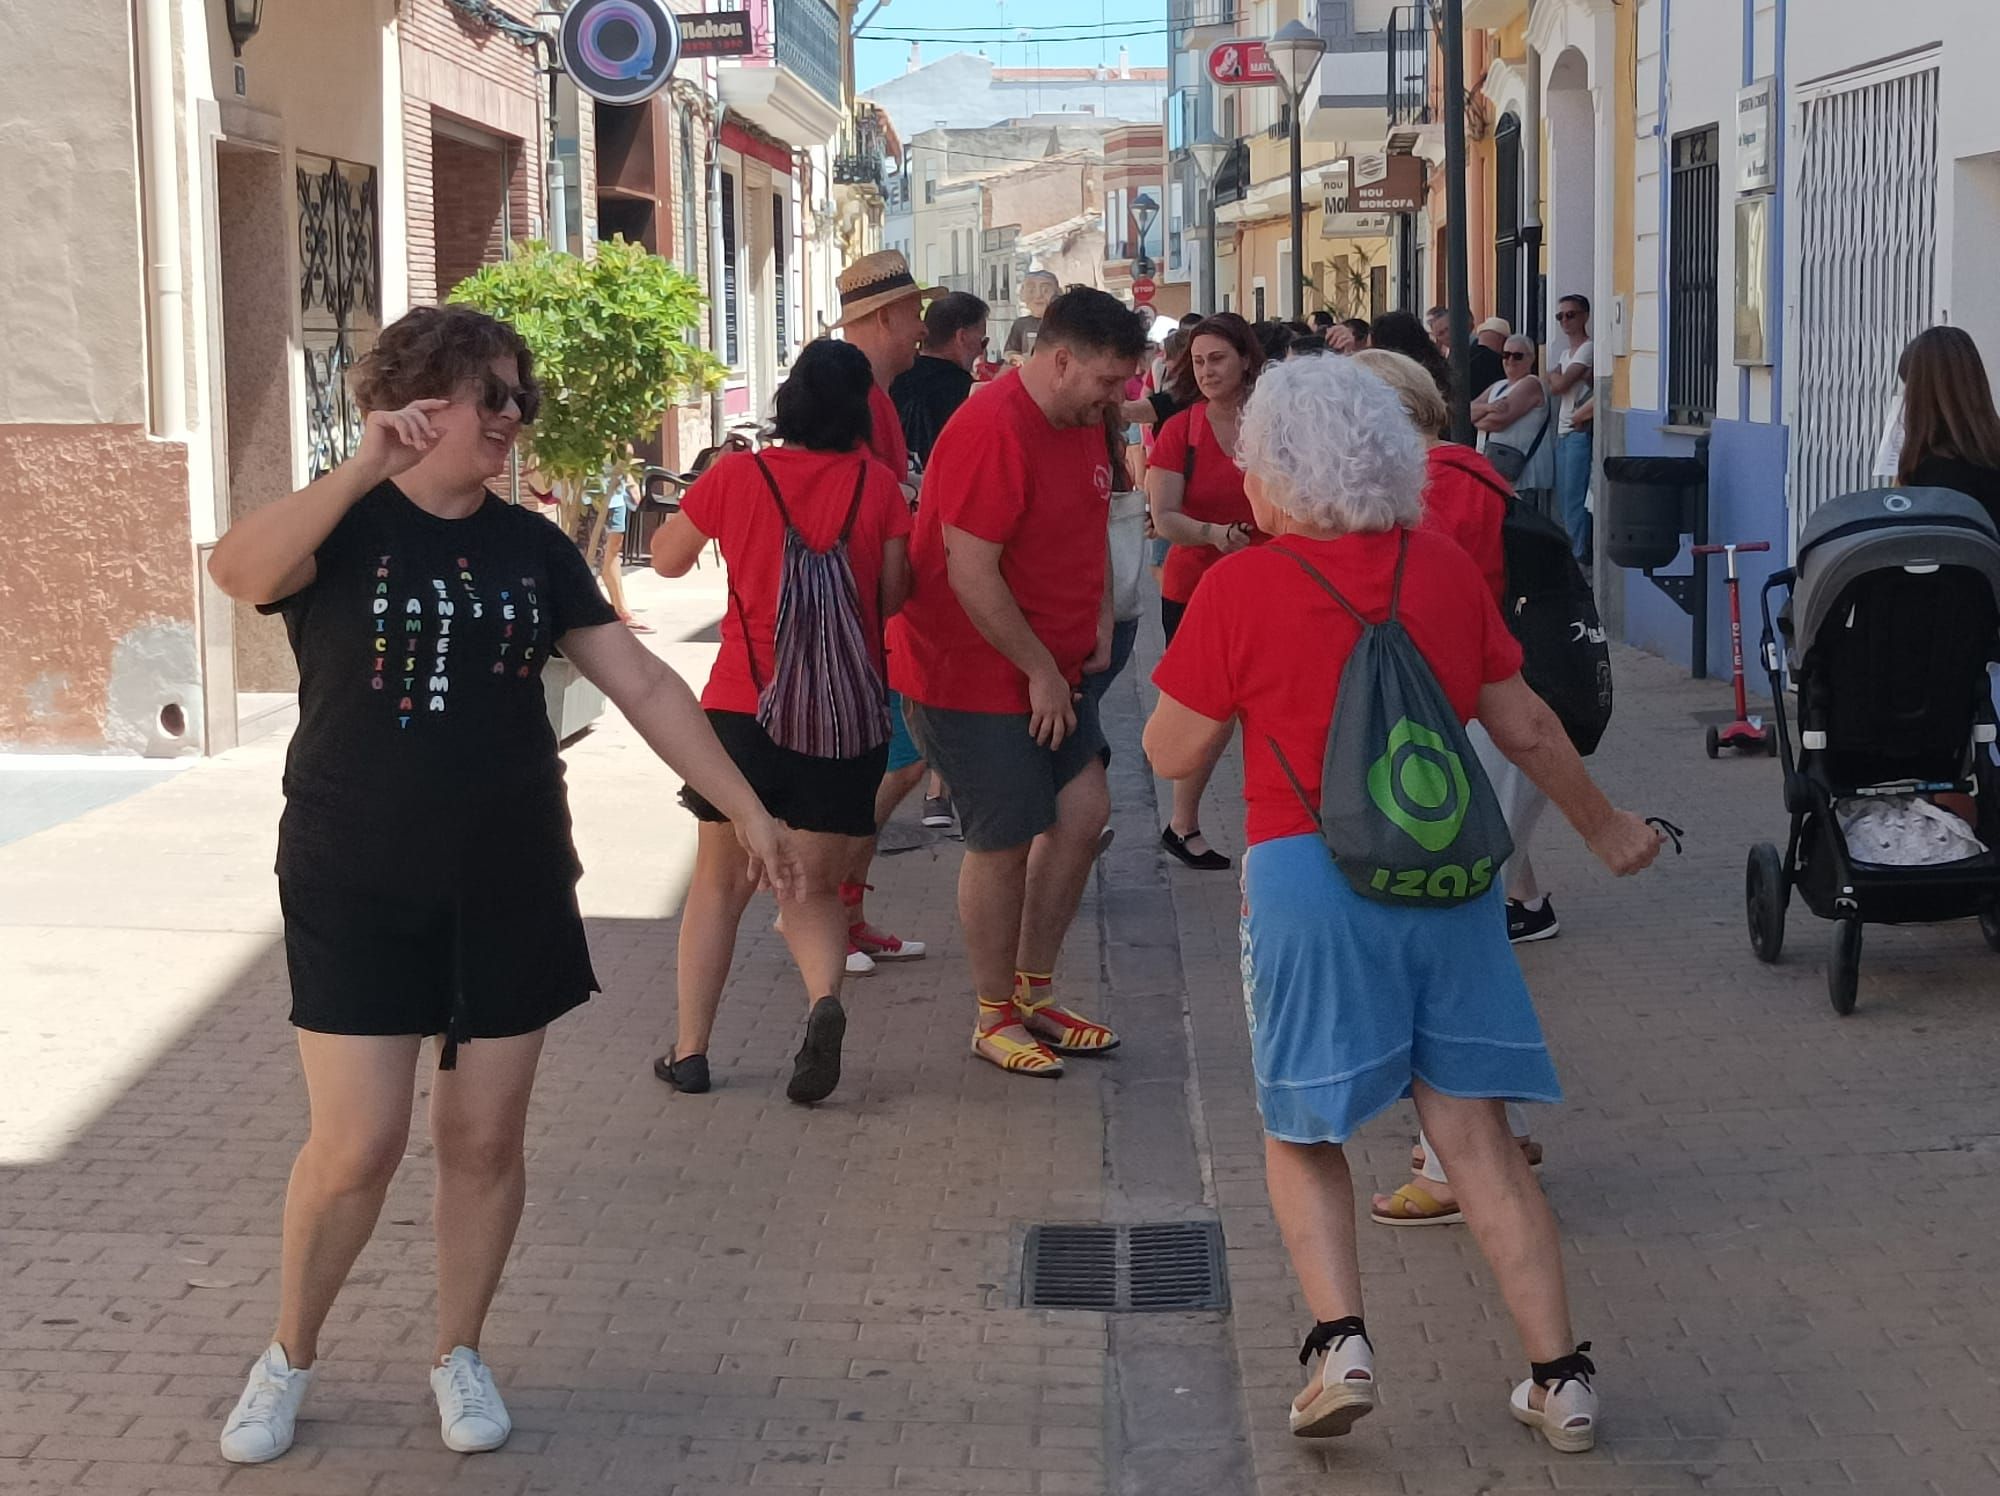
[
  {"left": 1503, "top": 352, "right": 1529, "bottom": 362},
  {"left": 478, "top": 371, "right": 541, "bottom": 424}
]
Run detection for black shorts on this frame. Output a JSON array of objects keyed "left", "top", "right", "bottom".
[
  {"left": 1161, "top": 596, "right": 1188, "bottom": 644},
  {"left": 903, "top": 696, "right": 1106, "bottom": 852},
  {"left": 680, "top": 710, "right": 886, "bottom": 837},
  {"left": 280, "top": 879, "right": 598, "bottom": 1046}
]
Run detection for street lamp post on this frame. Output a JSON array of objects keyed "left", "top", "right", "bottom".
[
  {"left": 1130, "top": 190, "right": 1160, "bottom": 281},
  {"left": 1266, "top": 19, "right": 1326, "bottom": 323},
  {"left": 1441, "top": 0, "right": 1474, "bottom": 443},
  {"left": 1189, "top": 140, "right": 1227, "bottom": 316}
]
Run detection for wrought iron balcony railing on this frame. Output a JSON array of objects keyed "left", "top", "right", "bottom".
[{"left": 1389, "top": 2, "right": 1433, "bottom": 127}]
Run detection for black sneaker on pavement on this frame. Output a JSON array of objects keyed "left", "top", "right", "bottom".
[
  {"left": 921, "top": 794, "right": 955, "bottom": 829},
  {"left": 1507, "top": 898, "right": 1560, "bottom": 944},
  {"left": 786, "top": 997, "right": 847, "bottom": 1105}
]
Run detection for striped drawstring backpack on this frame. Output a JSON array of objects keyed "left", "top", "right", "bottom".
[{"left": 728, "top": 454, "right": 892, "bottom": 759}]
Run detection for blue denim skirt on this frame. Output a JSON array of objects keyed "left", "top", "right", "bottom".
[{"left": 1239, "top": 834, "right": 1562, "bottom": 1144}]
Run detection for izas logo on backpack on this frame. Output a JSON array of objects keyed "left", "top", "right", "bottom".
[{"left": 1265, "top": 535, "right": 1513, "bottom": 909}]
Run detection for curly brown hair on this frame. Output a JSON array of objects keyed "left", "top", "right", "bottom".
[{"left": 350, "top": 305, "right": 540, "bottom": 418}]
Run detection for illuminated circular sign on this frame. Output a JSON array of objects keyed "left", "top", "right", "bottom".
[{"left": 560, "top": 0, "right": 681, "bottom": 105}]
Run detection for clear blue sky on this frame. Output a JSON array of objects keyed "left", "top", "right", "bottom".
[{"left": 854, "top": 0, "right": 1170, "bottom": 94}]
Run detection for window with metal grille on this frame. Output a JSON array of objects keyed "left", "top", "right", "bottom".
[
  {"left": 721, "top": 170, "right": 740, "bottom": 367},
  {"left": 1493, "top": 113, "right": 1521, "bottom": 333},
  {"left": 1668, "top": 125, "right": 1720, "bottom": 427}
]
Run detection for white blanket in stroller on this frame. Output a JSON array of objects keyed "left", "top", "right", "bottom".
[{"left": 1837, "top": 795, "right": 1987, "bottom": 866}]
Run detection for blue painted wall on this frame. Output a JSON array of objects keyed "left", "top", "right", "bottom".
[{"left": 1610, "top": 411, "right": 1790, "bottom": 683}]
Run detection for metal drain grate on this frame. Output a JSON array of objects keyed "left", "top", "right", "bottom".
[{"left": 1021, "top": 1221, "right": 1227, "bottom": 1311}]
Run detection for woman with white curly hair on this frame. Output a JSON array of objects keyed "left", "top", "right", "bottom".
[{"left": 1143, "top": 355, "right": 1660, "bottom": 1453}]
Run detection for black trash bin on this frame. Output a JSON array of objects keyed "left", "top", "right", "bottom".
[{"left": 1602, "top": 454, "right": 1707, "bottom": 570}]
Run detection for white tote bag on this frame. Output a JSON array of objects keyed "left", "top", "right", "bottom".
[{"left": 1108, "top": 489, "right": 1149, "bottom": 623}]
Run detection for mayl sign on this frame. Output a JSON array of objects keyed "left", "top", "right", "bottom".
[{"left": 1206, "top": 39, "right": 1280, "bottom": 88}]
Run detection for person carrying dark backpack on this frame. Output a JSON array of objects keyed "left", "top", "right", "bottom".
[
  {"left": 1144, "top": 354, "right": 1662, "bottom": 1458},
  {"left": 648, "top": 339, "right": 913, "bottom": 1106}
]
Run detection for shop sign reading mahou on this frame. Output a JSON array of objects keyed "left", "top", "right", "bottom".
[
  {"left": 679, "top": 10, "right": 754, "bottom": 60},
  {"left": 561, "top": 0, "right": 682, "bottom": 104}
]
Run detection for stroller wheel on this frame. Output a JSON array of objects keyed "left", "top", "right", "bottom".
[
  {"left": 1980, "top": 909, "right": 2000, "bottom": 954},
  {"left": 1746, "top": 844, "right": 1787, "bottom": 963},
  {"left": 1828, "top": 919, "right": 1863, "bottom": 1016}
]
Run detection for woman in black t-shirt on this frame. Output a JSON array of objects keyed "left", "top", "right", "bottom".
[
  {"left": 204, "top": 306, "right": 799, "bottom": 1468},
  {"left": 1896, "top": 326, "right": 2000, "bottom": 530}
]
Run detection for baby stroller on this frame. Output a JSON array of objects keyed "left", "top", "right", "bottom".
[{"left": 1745, "top": 487, "right": 2000, "bottom": 1013}]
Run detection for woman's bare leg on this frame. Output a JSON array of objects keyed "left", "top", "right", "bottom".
[
  {"left": 1167, "top": 722, "right": 1235, "bottom": 857},
  {"left": 775, "top": 831, "right": 866, "bottom": 1003},
  {"left": 673, "top": 821, "right": 760, "bottom": 1058},
  {"left": 274, "top": 1034, "right": 422, "bottom": 1367},
  {"left": 430, "top": 1030, "right": 547, "bottom": 1358},
  {"left": 1264, "top": 1136, "right": 1365, "bottom": 1412},
  {"left": 1412, "top": 1083, "right": 1574, "bottom": 1396}
]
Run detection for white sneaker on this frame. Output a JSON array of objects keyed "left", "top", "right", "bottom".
[
  {"left": 845, "top": 943, "right": 877, "bottom": 976},
  {"left": 430, "top": 1346, "right": 512, "bottom": 1454},
  {"left": 219, "top": 1343, "right": 313, "bottom": 1464}
]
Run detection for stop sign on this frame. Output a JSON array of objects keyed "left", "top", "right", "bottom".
[{"left": 1132, "top": 276, "right": 1157, "bottom": 306}]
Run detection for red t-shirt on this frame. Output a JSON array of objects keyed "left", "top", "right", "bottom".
[
  {"left": 1422, "top": 443, "right": 1510, "bottom": 606},
  {"left": 1151, "top": 528, "right": 1525, "bottom": 847},
  {"left": 889, "top": 369, "right": 1112, "bottom": 712},
  {"left": 1150, "top": 403, "right": 1265, "bottom": 603},
  {"left": 866, "top": 383, "right": 910, "bottom": 482},
  {"left": 680, "top": 446, "right": 912, "bottom": 715}
]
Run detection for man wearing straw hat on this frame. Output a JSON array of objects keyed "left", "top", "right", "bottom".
[{"left": 826, "top": 250, "right": 939, "bottom": 975}]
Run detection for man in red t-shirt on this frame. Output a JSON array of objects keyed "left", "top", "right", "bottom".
[
  {"left": 829, "top": 249, "right": 940, "bottom": 973},
  {"left": 891, "top": 287, "right": 1149, "bottom": 1079}
]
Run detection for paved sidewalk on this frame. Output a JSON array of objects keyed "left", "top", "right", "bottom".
[
  {"left": 1146, "top": 633, "right": 2000, "bottom": 1496},
  {"left": 0, "top": 570, "right": 1118, "bottom": 1496},
  {"left": 10, "top": 553, "right": 2000, "bottom": 1496}
]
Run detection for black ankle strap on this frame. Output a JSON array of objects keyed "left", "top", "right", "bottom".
[
  {"left": 1531, "top": 1342, "right": 1595, "bottom": 1392},
  {"left": 1298, "top": 1316, "right": 1370, "bottom": 1367}
]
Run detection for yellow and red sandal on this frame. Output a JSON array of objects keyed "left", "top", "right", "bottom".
[
  {"left": 1014, "top": 973, "right": 1121, "bottom": 1055},
  {"left": 972, "top": 999, "right": 1064, "bottom": 1077}
]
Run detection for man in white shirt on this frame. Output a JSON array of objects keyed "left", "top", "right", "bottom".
[{"left": 1547, "top": 294, "right": 1596, "bottom": 563}]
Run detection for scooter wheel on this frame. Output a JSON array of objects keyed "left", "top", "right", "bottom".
[
  {"left": 1765, "top": 731, "right": 1779, "bottom": 757},
  {"left": 1705, "top": 725, "right": 1721, "bottom": 760},
  {"left": 1746, "top": 844, "right": 1787, "bottom": 964},
  {"left": 1980, "top": 909, "right": 2000, "bottom": 954},
  {"left": 1828, "top": 919, "right": 1863, "bottom": 1016}
]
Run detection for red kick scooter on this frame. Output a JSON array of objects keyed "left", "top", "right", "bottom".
[{"left": 1692, "top": 540, "right": 1775, "bottom": 757}]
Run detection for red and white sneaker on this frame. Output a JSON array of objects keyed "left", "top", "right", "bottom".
[{"left": 849, "top": 921, "right": 926, "bottom": 962}]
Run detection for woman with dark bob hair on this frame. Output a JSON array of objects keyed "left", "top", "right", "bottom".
[
  {"left": 1368, "top": 308, "right": 1455, "bottom": 405},
  {"left": 648, "top": 337, "right": 913, "bottom": 1104},
  {"left": 204, "top": 304, "right": 800, "bottom": 1464}
]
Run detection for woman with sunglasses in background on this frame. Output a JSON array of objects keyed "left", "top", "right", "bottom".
[
  {"left": 204, "top": 304, "right": 799, "bottom": 1467},
  {"left": 1472, "top": 334, "right": 1556, "bottom": 510}
]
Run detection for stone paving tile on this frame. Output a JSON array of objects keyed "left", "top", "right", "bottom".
[{"left": 1145, "top": 629, "right": 2000, "bottom": 1496}]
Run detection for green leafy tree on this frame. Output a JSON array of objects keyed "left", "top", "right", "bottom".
[{"left": 450, "top": 238, "right": 724, "bottom": 544}]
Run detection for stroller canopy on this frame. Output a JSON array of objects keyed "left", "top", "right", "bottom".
[{"left": 1790, "top": 487, "right": 2000, "bottom": 654}]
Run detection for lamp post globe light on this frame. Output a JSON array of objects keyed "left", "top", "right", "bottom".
[
  {"left": 1188, "top": 139, "right": 1227, "bottom": 316},
  {"left": 1265, "top": 18, "right": 1326, "bottom": 322},
  {"left": 1131, "top": 190, "right": 1160, "bottom": 280}
]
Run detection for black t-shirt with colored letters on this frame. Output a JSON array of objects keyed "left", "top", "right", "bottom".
[{"left": 263, "top": 482, "right": 619, "bottom": 891}]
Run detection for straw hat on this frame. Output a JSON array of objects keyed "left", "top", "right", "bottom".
[
  {"left": 829, "top": 250, "right": 938, "bottom": 328},
  {"left": 1476, "top": 316, "right": 1513, "bottom": 338}
]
